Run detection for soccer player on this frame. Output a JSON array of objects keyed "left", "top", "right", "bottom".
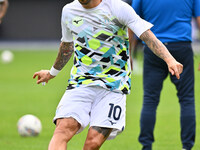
[
  {"left": 0, "top": 0, "right": 8, "bottom": 24},
  {"left": 131, "top": 0, "right": 200, "bottom": 149},
  {"left": 33, "top": 0, "right": 183, "bottom": 149}
]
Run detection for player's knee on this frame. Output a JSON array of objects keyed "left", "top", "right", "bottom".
[
  {"left": 54, "top": 118, "right": 80, "bottom": 142},
  {"left": 84, "top": 138, "right": 101, "bottom": 150}
]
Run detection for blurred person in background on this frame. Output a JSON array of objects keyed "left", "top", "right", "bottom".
[
  {"left": 128, "top": 29, "right": 143, "bottom": 73},
  {"left": 192, "top": 18, "right": 200, "bottom": 71},
  {"left": 192, "top": 18, "right": 200, "bottom": 42},
  {"left": 33, "top": 0, "right": 183, "bottom": 150},
  {"left": 131, "top": 0, "right": 200, "bottom": 150},
  {"left": 122, "top": 0, "right": 142, "bottom": 73},
  {"left": 0, "top": 0, "right": 8, "bottom": 24}
]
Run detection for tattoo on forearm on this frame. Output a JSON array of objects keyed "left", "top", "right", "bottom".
[
  {"left": 54, "top": 42, "right": 74, "bottom": 70},
  {"left": 140, "top": 30, "right": 171, "bottom": 61},
  {"left": 92, "top": 126, "right": 112, "bottom": 138}
]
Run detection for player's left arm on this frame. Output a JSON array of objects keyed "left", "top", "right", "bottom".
[
  {"left": 196, "top": 16, "right": 200, "bottom": 71},
  {"left": 0, "top": 0, "right": 8, "bottom": 24},
  {"left": 33, "top": 41, "right": 74, "bottom": 84},
  {"left": 140, "top": 29, "right": 183, "bottom": 79}
]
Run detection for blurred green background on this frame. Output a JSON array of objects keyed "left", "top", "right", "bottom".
[{"left": 0, "top": 50, "right": 199, "bottom": 150}]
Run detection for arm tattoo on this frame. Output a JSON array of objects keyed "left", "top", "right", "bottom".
[
  {"left": 140, "top": 30, "right": 171, "bottom": 61},
  {"left": 92, "top": 126, "right": 112, "bottom": 138},
  {"left": 53, "top": 42, "right": 74, "bottom": 70}
]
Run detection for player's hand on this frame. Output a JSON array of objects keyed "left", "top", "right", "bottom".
[
  {"left": 33, "top": 70, "right": 55, "bottom": 84},
  {"left": 167, "top": 58, "right": 183, "bottom": 79}
]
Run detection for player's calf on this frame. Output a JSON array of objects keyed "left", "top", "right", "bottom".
[
  {"left": 48, "top": 118, "right": 81, "bottom": 150},
  {"left": 83, "top": 126, "right": 112, "bottom": 150}
]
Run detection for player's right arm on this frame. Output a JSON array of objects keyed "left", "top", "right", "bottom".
[
  {"left": 53, "top": 42, "right": 74, "bottom": 70},
  {"left": 33, "top": 41, "right": 74, "bottom": 84}
]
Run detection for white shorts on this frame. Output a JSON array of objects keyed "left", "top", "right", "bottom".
[{"left": 53, "top": 86, "right": 126, "bottom": 140}]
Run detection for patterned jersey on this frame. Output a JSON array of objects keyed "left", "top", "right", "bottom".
[{"left": 61, "top": 0, "right": 152, "bottom": 94}]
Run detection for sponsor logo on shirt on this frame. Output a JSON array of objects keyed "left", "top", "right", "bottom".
[{"left": 72, "top": 16, "right": 83, "bottom": 27}]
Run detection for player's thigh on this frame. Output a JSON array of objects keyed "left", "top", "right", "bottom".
[
  {"left": 90, "top": 89, "right": 126, "bottom": 140},
  {"left": 54, "top": 87, "right": 95, "bottom": 133},
  {"left": 54, "top": 118, "right": 81, "bottom": 140}
]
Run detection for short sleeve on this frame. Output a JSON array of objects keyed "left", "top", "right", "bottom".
[
  {"left": 61, "top": 7, "right": 73, "bottom": 42},
  {"left": 194, "top": 0, "right": 200, "bottom": 17},
  {"left": 115, "top": 1, "right": 153, "bottom": 37}
]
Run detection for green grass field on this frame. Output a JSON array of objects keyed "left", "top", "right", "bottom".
[{"left": 0, "top": 50, "right": 200, "bottom": 150}]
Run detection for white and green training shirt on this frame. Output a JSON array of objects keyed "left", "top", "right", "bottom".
[{"left": 61, "top": 0, "right": 153, "bottom": 94}]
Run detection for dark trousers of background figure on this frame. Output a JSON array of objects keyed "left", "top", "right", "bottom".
[{"left": 139, "top": 42, "right": 196, "bottom": 150}]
